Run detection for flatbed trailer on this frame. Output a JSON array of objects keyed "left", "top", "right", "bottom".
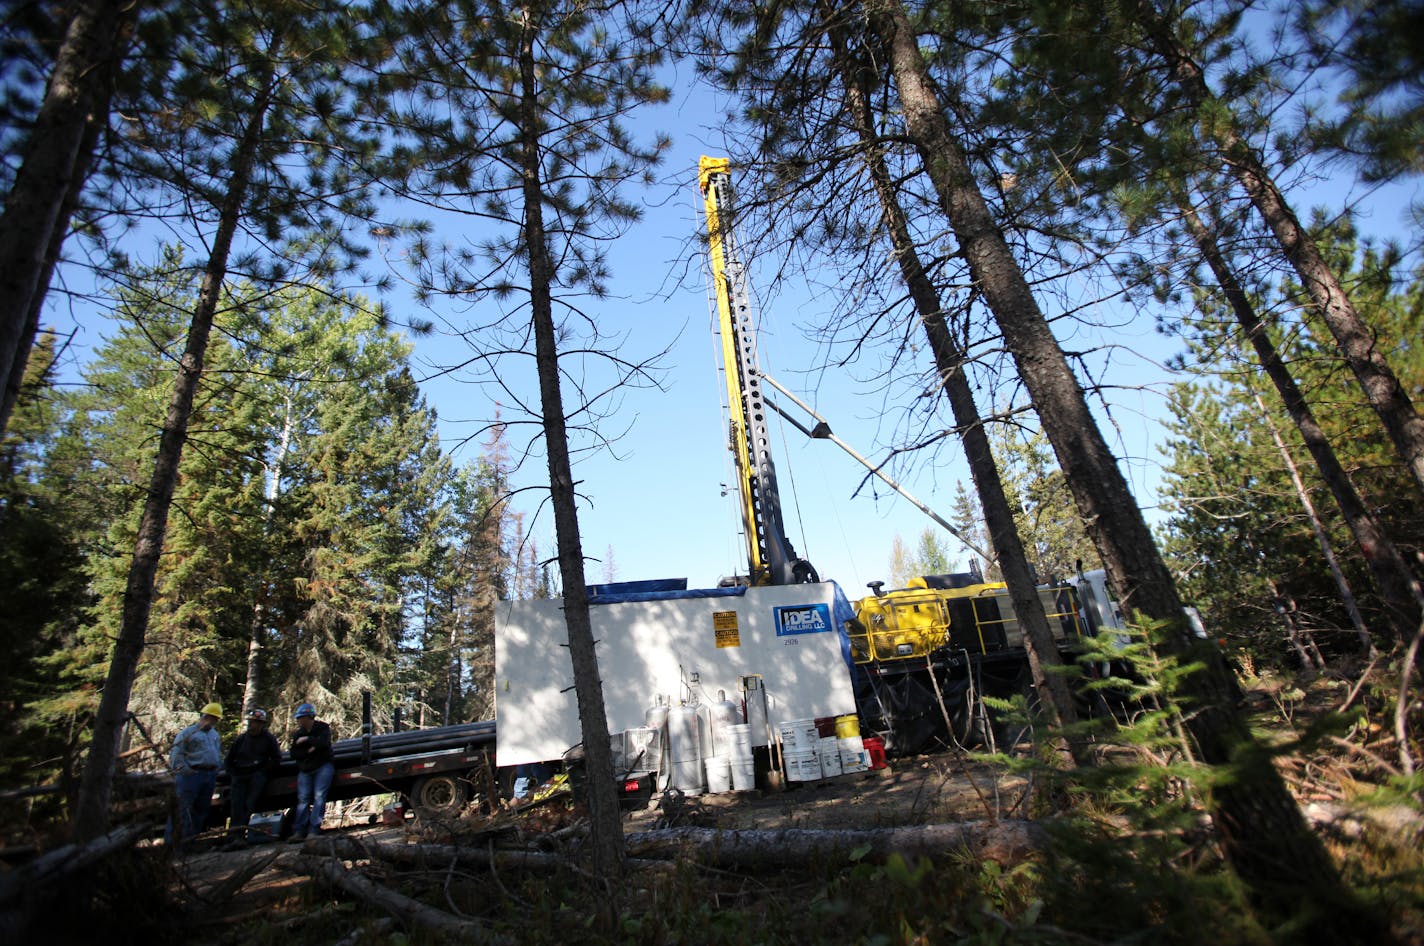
[{"left": 222, "top": 720, "right": 499, "bottom": 821}]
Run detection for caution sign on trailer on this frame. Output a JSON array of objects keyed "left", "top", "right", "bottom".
[{"left": 713, "top": 610, "right": 741, "bottom": 648}]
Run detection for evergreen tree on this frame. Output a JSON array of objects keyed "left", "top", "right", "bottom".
[
  {"left": 0, "top": 331, "right": 89, "bottom": 794},
  {"left": 417, "top": 425, "right": 515, "bottom": 725},
  {"left": 852, "top": 0, "right": 1372, "bottom": 933},
  {"left": 278, "top": 348, "right": 447, "bottom": 736},
  {"left": 1132, "top": 0, "right": 1424, "bottom": 505},
  {"left": 377, "top": 0, "right": 671, "bottom": 880},
  {"left": 1296, "top": 0, "right": 1424, "bottom": 182},
  {"left": 1161, "top": 215, "right": 1424, "bottom": 664},
  {"left": 687, "top": 0, "right": 1089, "bottom": 762},
  {"left": 993, "top": 424, "right": 1102, "bottom": 583},
  {"left": 0, "top": 0, "right": 135, "bottom": 437},
  {"left": 73, "top": 0, "right": 398, "bottom": 839}
]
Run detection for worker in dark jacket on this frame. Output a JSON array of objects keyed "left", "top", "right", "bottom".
[
  {"left": 287, "top": 702, "right": 335, "bottom": 841},
  {"left": 222, "top": 708, "right": 283, "bottom": 850}
]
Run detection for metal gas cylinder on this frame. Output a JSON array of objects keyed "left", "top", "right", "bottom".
[
  {"left": 666, "top": 703, "right": 705, "bottom": 795},
  {"left": 699, "top": 689, "right": 743, "bottom": 759}
]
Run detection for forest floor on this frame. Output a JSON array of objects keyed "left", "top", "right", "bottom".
[
  {"left": 16, "top": 666, "right": 1424, "bottom": 945},
  {"left": 138, "top": 748, "right": 1028, "bottom": 943}
]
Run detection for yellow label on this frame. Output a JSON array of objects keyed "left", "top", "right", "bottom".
[
  {"left": 715, "top": 625, "right": 741, "bottom": 648},
  {"left": 712, "top": 611, "right": 739, "bottom": 631}
]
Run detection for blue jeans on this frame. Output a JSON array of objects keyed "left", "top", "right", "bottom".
[
  {"left": 293, "top": 763, "right": 335, "bottom": 836},
  {"left": 228, "top": 771, "right": 269, "bottom": 842},
  {"left": 166, "top": 769, "right": 217, "bottom": 844}
]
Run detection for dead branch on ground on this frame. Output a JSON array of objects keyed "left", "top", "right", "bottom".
[
  {"left": 0, "top": 822, "right": 149, "bottom": 909},
  {"left": 281, "top": 851, "right": 513, "bottom": 943}
]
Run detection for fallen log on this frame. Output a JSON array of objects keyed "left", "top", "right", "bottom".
[
  {"left": 625, "top": 820, "right": 1047, "bottom": 868},
  {"left": 282, "top": 851, "right": 512, "bottom": 944},
  {"left": 314, "top": 834, "right": 673, "bottom": 874},
  {"left": 0, "top": 822, "right": 149, "bottom": 908}
]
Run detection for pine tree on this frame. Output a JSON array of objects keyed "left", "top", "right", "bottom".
[
  {"left": 378, "top": 0, "right": 671, "bottom": 880},
  {"left": 687, "top": 0, "right": 1089, "bottom": 762},
  {"left": 1295, "top": 0, "right": 1424, "bottom": 183},
  {"left": 1132, "top": 0, "right": 1424, "bottom": 504},
  {"left": 73, "top": 0, "right": 399, "bottom": 839},
  {"left": 992, "top": 424, "right": 1102, "bottom": 583},
  {"left": 857, "top": 1, "right": 1379, "bottom": 934},
  {"left": 0, "top": 0, "right": 134, "bottom": 437},
  {"left": 0, "top": 332, "right": 89, "bottom": 792}
]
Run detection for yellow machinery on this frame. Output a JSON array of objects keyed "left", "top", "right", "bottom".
[{"left": 848, "top": 576, "right": 1091, "bottom": 665}]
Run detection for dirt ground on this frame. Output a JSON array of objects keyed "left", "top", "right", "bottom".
[{"left": 622, "top": 753, "right": 1029, "bottom": 831}]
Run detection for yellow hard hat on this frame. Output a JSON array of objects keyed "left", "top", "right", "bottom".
[{"left": 200, "top": 701, "right": 224, "bottom": 719}]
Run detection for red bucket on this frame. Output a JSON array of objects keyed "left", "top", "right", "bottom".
[{"left": 862, "top": 735, "right": 888, "bottom": 770}]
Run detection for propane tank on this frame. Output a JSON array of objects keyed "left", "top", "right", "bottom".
[
  {"left": 699, "top": 689, "right": 743, "bottom": 758},
  {"left": 644, "top": 696, "right": 671, "bottom": 789},
  {"left": 741, "top": 674, "right": 769, "bottom": 747},
  {"left": 666, "top": 703, "right": 705, "bottom": 794}
]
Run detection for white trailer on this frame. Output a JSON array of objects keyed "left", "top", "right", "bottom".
[{"left": 493, "top": 581, "right": 858, "bottom": 767}]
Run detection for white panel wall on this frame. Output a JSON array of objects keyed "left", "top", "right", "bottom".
[{"left": 494, "top": 583, "right": 856, "bottom": 767}]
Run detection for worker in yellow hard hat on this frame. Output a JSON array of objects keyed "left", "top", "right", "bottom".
[{"left": 165, "top": 700, "right": 224, "bottom": 848}]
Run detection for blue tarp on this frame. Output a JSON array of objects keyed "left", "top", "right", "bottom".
[
  {"left": 831, "top": 581, "right": 859, "bottom": 672},
  {"left": 588, "top": 578, "right": 748, "bottom": 604},
  {"left": 588, "top": 578, "right": 687, "bottom": 596}
]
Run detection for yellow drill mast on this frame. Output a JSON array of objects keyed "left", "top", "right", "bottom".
[{"left": 699, "top": 156, "right": 817, "bottom": 586}]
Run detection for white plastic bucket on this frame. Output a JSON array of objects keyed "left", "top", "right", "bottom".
[
  {"left": 839, "top": 735, "right": 867, "bottom": 772},
  {"left": 819, "top": 736, "right": 844, "bottom": 777},
  {"left": 777, "top": 718, "right": 819, "bottom": 753},
  {"left": 784, "top": 749, "right": 819, "bottom": 782},
  {"left": 704, "top": 755, "right": 732, "bottom": 793},
  {"left": 730, "top": 759, "right": 756, "bottom": 791},
  {"left": 724, "top": 722, "right": 754, "bottom": 763}
]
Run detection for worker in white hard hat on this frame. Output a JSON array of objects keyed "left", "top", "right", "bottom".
[
  {"left": 166, "top": 701, "right": 224, "bottom": 847},
  {"left": 221, "top": 708, "right": 283, "bottom": 850}
]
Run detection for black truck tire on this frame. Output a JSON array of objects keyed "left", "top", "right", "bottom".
[{"left": 410, "top": 773, "right": 469, "bottom": 817}]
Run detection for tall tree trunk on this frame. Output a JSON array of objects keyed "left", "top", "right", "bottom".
[
  {"left": 0, "top": 0, "right": 131, "bottom": 438},
  {"left": 821, "top": 2, "right": 1087, "bottom": 767},
  {"left": 863, "top": 2, "right": 1385, "bottom": 938},
  {"left": 0, "top": 99, "right": 105, "bottom": 434},
  {"left": 72, "top": 59, "right": 278, "bottom": 842},
  {"left": 1135, "top": 0, "right": 1424, "bottom": 504},
  {"left": 1254, "top": 390, "right": 1372, "bottom": 657},
  {"left": 1182, "top": 201, "right": 1422, "bottom": 654},
  {"left": 242, "top": 394, "right": 296, "bottom": 714},
  {"left": 515, "top": 11, "right": 623, "bottom": 882}
]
